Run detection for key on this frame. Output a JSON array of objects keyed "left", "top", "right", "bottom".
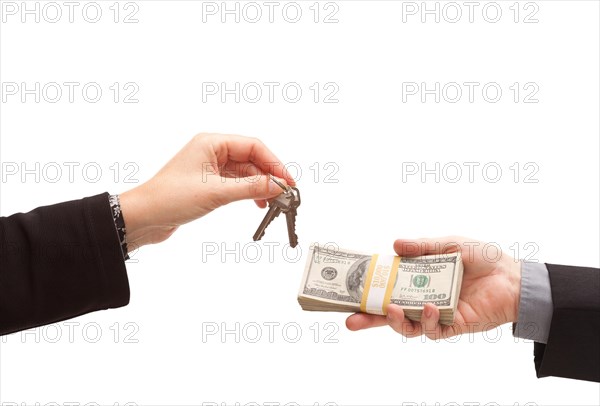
[
  {"left": 253, "top": 186, "right": 301, "bottom": 246},
  {"left": 253, "top": 189, "right": 295, "bottom": 242},
  {"left": 253, "top": 203, "right": 283, "bottom": 242},
  {"left": 285, "top": 188, "right": 300, "bottom": 248}
]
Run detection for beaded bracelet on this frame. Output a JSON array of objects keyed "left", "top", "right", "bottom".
[{"left": 109, "top": 194, "right": 130, "bottom": 261}]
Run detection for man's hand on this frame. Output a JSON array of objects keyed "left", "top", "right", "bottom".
[
  {"left": 119, "top": 133, "right": 295, "bottom": 250},
  {"left": 346, "top": 236, "right": 522, "bottom": 339}
]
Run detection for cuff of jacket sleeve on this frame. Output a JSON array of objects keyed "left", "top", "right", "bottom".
[
  {"left": 534, "top": 263, "right": 600, "bottom": 382},
  {"left": 84, "top": 192, "right": 130, "bottom": 310}
]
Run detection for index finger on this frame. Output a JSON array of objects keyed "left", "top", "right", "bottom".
[{"left": 213, "top": 134, "right": 296, "bottom": 186}]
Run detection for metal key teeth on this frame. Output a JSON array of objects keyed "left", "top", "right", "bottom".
[
  {"left": 286, "top": 208, "right": 298, "bottom": 248},
  {"left": 253, "top": 204, "right": 281, "bottom": 242}
]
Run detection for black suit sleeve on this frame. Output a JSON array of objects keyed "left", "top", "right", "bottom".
[
  {"left": 533, "top": 263, "right": 600, "bottom": 382},
  {"left": 0, "top": 192, "right": 130, "bottom": 335}
]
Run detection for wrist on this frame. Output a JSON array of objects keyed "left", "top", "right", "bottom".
[
  {"left": 508, "top": 259, "right": 522, "bottom": 323},
  {"left": 119, "top": 186, "right": 178, "bottom": 251}
]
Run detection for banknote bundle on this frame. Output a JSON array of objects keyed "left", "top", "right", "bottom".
[{"left": 298, "top": 244, "right": 464, "bottom": 325}]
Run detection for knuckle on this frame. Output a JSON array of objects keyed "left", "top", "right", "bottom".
[
  {"left": 193, "top": 133, "right": 208, "bottom": 142},
  {"left": 192, "top": 133, "right": 213, "bottom": 147}
]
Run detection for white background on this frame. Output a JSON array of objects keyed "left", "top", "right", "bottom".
[{"left": 0, "top": 1, "right": 599, "bottom": 405}]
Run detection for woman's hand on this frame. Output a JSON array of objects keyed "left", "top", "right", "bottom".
[{"left": 119, "top": 133, "right": 295, "bottom": 250}]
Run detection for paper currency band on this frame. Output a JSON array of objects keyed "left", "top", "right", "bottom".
[{"left": 360, "top": 254, "right": 401, "bottom": 315}]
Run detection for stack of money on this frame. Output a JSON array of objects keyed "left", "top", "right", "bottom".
[{"left": 298, "top": 244, "right": 464, "bottom": 325}]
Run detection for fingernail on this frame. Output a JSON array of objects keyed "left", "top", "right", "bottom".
[
  {"left": 387, "top": 311, "right": 395, "bottom": 322},
  {"left": 424, "top": 306, "right": 432, "bottom": 318}
]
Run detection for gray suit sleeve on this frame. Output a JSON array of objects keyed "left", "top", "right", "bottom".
[{"left": 513, "top": 261, "right": 553, "bottom": 343}]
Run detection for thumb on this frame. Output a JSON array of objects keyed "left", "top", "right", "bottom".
[
  {"left": 393, "top": 239, "right": 429, "bottom": 257},
  {"left": 220, "top": 175, "right": 287, "bottom": 203},
  {"left": 393, "top": 237, "right": 463, "bottom": 257}
]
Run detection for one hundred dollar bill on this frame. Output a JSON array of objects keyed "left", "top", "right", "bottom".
[{"left": 298, "top": 244, "right": 463, "bottom": 325}]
